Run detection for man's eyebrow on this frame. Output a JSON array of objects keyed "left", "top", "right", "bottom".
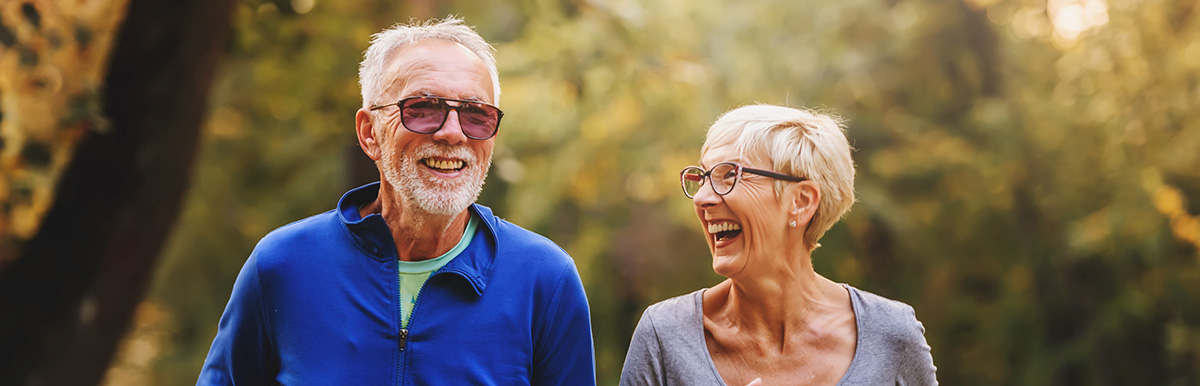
[
  {"left": 412, "top": 90, "right": 486, "bottom": 103},
  {"left": 456, "top": 94, "right": 486, "bottom": 103}
]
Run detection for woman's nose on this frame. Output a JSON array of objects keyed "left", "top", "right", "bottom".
[{"left": 692, "top": 179, "right": 721, "bottom": 208}]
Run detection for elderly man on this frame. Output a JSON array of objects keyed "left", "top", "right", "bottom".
[{"left": 198, "top": 18, "right": 595, "bottom": 385}]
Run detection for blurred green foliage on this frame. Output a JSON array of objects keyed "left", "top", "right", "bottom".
[{"left": 104, "top": 0, "right": 1200, "bottom": 384}]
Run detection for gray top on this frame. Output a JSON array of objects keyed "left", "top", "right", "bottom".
[{"left": 620, "top": 285, "right": 937, "bottom": 385}]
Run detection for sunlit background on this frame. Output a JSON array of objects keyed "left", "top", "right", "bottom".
[{"left": 94, "top": 0, "right": 1200, "bottom": 384}]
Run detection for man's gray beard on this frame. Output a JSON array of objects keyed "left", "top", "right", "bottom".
[{"left": 379, "top": 143, "right": 490, "bottom": 217}]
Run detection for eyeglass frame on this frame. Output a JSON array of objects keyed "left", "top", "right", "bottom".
[
  {"left": 368, "top": 96, "right": 505, "bottom": 140},
  {"left": 679, "top": 162, "right": 806, "bottom": 199}
]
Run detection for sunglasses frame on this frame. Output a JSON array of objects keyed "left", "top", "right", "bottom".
[
  {"left": 369, "top": 96, "right": 504, "bottom": 140},
  {"left": 680, "top": 162, "right": 806, "bottom": 198}
]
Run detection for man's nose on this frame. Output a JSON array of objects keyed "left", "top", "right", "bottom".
[{"left": 431, "top": 109, "right": 468, "bottom": 145}]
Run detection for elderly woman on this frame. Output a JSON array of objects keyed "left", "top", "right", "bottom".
[{"left": 620, "top": 105, "right": 937, "bottom": 385}]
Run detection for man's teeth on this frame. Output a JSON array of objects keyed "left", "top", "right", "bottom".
[
  {"left": 708, "top": 222, "right": 742, "bottom": 234},
  {"left": 423, "top": 158, "right": 463, "bottom": 170}
]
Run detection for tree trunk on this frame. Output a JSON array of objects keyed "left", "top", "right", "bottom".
[{"left": 0, "top": 0, "right": 235, "bottom": 384}]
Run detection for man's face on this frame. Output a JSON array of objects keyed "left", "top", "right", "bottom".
[{"left": 374, "top": 40, "right": 496, "bottom": 216}]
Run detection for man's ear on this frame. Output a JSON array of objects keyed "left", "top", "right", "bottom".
[
  {"left": 356, "top": 108, "right": 382, "bottom": 161},
  {"left": 789, "top": 181, "right": 821, "bottom": 225}
]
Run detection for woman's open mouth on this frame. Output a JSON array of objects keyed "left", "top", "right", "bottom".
[{"left": 708, "top": 221, "right": 743, "bottom": 244}]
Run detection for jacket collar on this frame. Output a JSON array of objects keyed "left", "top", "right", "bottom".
[{"left": 337, "top": 182, "right": 498, "bottom": 296}]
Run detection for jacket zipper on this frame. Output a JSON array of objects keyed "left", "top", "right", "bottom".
[
  {"left": 398, "top": 266, "right": 441, "bottom": 386},
  {"left": 397, "top": 266, "right": 474, "bottom": 385},
  {"left": 403, "top": 263, "right": 408, "bottom": 386},
  {"left": 399, "top": 328, "right": 408, "bottom": 350}
]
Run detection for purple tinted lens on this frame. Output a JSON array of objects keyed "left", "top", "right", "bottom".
[
  {"left": 401, "top": 98, "right": 499, "bottom": 138},
  {"left": 460, "top": 104, "right": 498, "bottom": 138},
  {"left": 402, "top": 99, "right": 447, "bottom": 133}
]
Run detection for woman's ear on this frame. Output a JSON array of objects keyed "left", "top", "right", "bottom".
[
  {"left": 356, "top": 108, "right": 382, "bottom": 161},
  {"left": 789, "top": 181, "right": 820, "bottom": 225}
]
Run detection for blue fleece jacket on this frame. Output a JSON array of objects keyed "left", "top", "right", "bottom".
[{"left": 198, "top": 183, "right": 596, "bottom": 385}]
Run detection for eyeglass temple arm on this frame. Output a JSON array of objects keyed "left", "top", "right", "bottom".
[{"left": 741, "top": 167, "right": 806, "bottom": 182}]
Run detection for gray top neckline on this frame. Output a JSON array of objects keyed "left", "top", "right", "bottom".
[
  {"left": 619, "top": 283, "right": 938, "bottom": 385},
  {"left": 689, "top": 284, "right": 864, "bottom": 385}
]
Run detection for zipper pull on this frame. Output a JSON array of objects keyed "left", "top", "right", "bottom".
[{"left": 399, "top": 329, "right": 408, "bottom": 352}]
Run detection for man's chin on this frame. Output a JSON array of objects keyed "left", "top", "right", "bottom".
[
  {"left": 410, "top": 186, "right": 480, "bottom": 216},
  {"left": 385, "top": 162, "right": 485, "bottom": 217},
  {"left": 414, "top": 201, "right": 469, "bottom": 217}
]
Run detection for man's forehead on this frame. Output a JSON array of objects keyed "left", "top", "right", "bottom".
[
  {"left": 388, "top": 40, "right": 484, "bottom": 72},
  {"left": 381, "top": 40, "right": 494, "bottom": 101}
]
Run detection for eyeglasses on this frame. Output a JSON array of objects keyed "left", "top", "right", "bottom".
[
  {"left": 369, "top": 96, "right": 504, "bottom": 140},
  {"left": 680, "top": 162, "right": 806, "bottom": 198}
]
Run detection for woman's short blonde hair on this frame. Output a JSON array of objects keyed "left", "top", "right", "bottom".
[{"left": 702, "top": 104, "right": 856, "bottom": 248}]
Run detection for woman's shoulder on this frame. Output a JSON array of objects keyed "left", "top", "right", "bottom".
[
  {"left": 641, "top": 289, "right": 705, "bottom": 326},
  {"left": 844, "top": 285, "right": 917, "bottom": 316},
  {"left": 623, "top": 289, "right": 721, "bottom": 385},
  {"left": 842, "top": 284, "right": 939, "bottom": 384},
  {"left": 843, "top": 284, "right": 928, "bottom": 345}
]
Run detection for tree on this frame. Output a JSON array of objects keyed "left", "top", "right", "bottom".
[{"left": 0, "top": 0, "right": 235, "bottom": 384}]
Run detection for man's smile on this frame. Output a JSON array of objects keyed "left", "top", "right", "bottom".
[{"left": 421, "top": 157, "right": 466, "bottom": 173}]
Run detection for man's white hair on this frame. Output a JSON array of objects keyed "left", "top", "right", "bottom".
[
  {"left": 358, "top": 16, "right": 500, "bottom": 108},
  {"left": 702, "top": 104, "right": 857, "bottom": 248}
]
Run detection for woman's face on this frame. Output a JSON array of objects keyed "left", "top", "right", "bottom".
[{"left": 693, "top": 142, "right": 791, "bottom": 278}]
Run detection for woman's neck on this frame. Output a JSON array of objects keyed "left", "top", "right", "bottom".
[{"left": 705, "top": 258, "right": 843, "bottom": 341}]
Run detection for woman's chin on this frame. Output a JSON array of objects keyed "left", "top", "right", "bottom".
[{"left": 710, "top": 254, "right": 745, "bottom": 278}]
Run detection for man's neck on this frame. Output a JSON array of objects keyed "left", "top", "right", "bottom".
[{"left": 362, "top": 193, "right": 472, "bottom": 262}]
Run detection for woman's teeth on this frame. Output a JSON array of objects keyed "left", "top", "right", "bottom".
[
  {"left": 708, "top": 222, "right": 742, "bottom": 234},
  {"left": 709, "top": 222, "right": 743, "bottom": 242},
  {"left": 423, "top": 158, "right": 464, "bottom": 171}
]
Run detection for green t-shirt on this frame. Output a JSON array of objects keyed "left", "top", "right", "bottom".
[{"left": 397, "top": 213, "right": 479, "bottom": 328}]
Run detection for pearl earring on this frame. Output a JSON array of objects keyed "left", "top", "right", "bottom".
[{"left": 789, "top": 220, "right": 797, "bottom": 228}]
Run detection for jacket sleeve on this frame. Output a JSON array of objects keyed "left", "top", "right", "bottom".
[
  {"left": 196, "top": 254, "right": 278, "bottom": 385},
  {"left": 532, "top": 262, "right": 596, "bottom": 385},
  {"left": 619, "top": 309, "right": 665, "bottom": 386}
]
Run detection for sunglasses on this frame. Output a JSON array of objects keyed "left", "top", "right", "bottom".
[
  {"left": 369, "top": 96, "right": 504, "bottom": 140},
  {"left": 680, "top": 162, "right": 806, "bottom": 198}
]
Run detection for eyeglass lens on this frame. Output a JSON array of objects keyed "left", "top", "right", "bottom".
[
  {"left": 681, "top": 164, "right": 739, "bottom": 198},
  {"left": 401, "top": 98, "right": 501, "bottom": 139},
  {"left": 682, "top": 168, "right": 704, "bottom": 197}
]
